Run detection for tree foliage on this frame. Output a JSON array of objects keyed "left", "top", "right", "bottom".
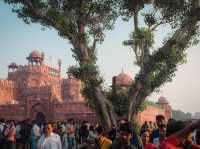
[
  {"left": 107, "top": 86, "right": 148, "bottom": 117},
  {"left": 3, "top": 0, "right": 200, "bottom": 130}
]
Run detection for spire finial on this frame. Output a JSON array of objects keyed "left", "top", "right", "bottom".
[{"left": 121, "top": 68, "right": 124, "bottom": 73}]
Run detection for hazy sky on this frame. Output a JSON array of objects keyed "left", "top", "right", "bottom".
[{"left": 0, "top": 2, "right": 200, "bottom": 113}]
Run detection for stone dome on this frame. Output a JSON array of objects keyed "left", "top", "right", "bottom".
[
  {"left": 158, "top": 96, "right": 169, "bottom": 105},
  {"left": 115, "top": 71, "right": 133, "bottom": 86},
  {"left": 28, "top": 50, "right": 42, "bottom": 59},
  {"left": 27, "top": 50, "right": 44, "bottom": 65}
]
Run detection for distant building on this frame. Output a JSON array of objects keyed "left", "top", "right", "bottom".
[
  {"left": 0, "top": 51, "right": 95, "bottom": 122},
  {"left": 193, "top": 112, "right": 200, "bottom": 119},
  {"left": 0, "top": 51, "right": 172, "bottom": 124},
  {"left": 113, "top": 71, "right": 172, "bottom": 124},
  {"left": 137, "top": 96, "right": 172, "bottom": 124}
]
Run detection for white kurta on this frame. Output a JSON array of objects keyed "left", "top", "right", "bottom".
[{"left": 37, "top": 132, "right": 62, "bottom": 149}]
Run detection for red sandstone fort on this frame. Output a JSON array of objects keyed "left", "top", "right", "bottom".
[{"left": 0, "top": 51, "right": 172, "bottom": 124}]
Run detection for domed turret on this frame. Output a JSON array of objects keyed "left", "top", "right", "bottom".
[
  {"left": 114, "top": 70, "right": 133, "bottom": 86},
  {"left": 27, "top": 50, "right": 44, "bottom": 65},
  {"left": 8, "top": 62, "right": 18, "bottom": 72},
  {"left": 29, "top": 51, "right": 42, "bottom": 58},
  {"left": 158, "top": 96, "right": 169, "bottom": 105},
  {"left": 8, "top": 62, "right": 18, "bottom": 69}
]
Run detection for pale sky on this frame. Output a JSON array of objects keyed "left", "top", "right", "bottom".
[{"left": 0, "top": 2, "right": 200, "bottom": 113}]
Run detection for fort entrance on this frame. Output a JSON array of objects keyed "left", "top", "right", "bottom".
[{"left": 30, "top": 103, "right": 47, "bottom": 123}]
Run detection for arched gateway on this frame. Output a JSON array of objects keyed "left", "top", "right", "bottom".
[
  {"left": 35, "top": 112, "right": 46, "bottom": 123},
  {"left": 30, "top": 103, "right": 47, "bottom": 123}
]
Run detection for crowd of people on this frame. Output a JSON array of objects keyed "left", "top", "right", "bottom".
[{"left": 0, "top": 115, "right": 200, "bottom": 149}]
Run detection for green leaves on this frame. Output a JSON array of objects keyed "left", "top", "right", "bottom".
[
  {"left": 67, "top": 63, "right": 103, "bottom": 86},
  {"left": 154, "top": 0, "right": 191, "bottom": 28},
  {"left": 144, "top": 13, "right": 157, "bottom": 27},
  {"left": 120, "top": 0, "right": 145, "bottom": 20},
  {"left": 107, "top": 86, "right": 130, "bottom": 117},
  {"left": 124, "top": 28, "right": 154, "bottom": 47}
]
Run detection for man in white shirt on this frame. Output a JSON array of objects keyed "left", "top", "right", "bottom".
[{"left": 37, "top": 122, "right": 62, "bottom": 149}]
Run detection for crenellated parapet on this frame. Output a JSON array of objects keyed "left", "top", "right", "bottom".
[
  {"left": 0, "top": 80, "right": 15, "bottom": 89},
  {"left": 8, "top": 65, "right": 60, "bottom": 78},
  {"left": 62, "top": 77, "right": 81, "bottom": 85}
]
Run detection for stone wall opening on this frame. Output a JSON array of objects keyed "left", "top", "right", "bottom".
[
  {"left": 30, "top": 103, "right": 47, "bottom": 122},
  {"left": 36, "top": 112, "right": 46, "bottom": 124}
]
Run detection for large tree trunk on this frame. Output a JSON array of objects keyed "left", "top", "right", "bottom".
[{"left": 94, "top": 87, "right": 117, "bottom": 131}]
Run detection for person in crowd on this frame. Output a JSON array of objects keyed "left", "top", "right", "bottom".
[
  {"left": 110, "top": 122, "right": 137, "bottom": 149},
  {"left": 79, "top": 143, "right": 96, "bottom": 149},
  {"left": 95, "top": 125, "right": 112, "bottom": 149},
  {"left": 158, "top": 123, "right": 167, "bottom": 142},
  {"left": 141, "top": 130, "right": 157, "bottom": 149},
  {"left": 53, "top": 121, "right": 58, "bottom": 133},
  {"left": 30, "top": 120, "right": 41, "bottom": 149},
  {"left": 20, "top": 119, "right": 32, "bottom": 149},
  {"left": 160, "top": 119, "right": 200, "bottom": 149},
  {"left": 0, "top": 118, "right": 6, "bottom": 149},
  {"left": 179, "top": 121, "right": 200, "bottom": 149},
  {"left": 168, "top": 118, "right": 175, "bottom": 125},
  {"left": 182, "top": 131, "right": 200, "bottom": 149},
  {"left": 131, "top": 129, "right": 144, "bottom": 149},
  {"left": 66, "top": 118, "right": 76, "bottom": 149},
  {"left": 108, "top": 124, "right": 117, "bottom": 142},
  {"left": 153, "top": 123, "right": 157, "bottom": 130},
  {"left": 16, "top": 121, "right": 22, "bottom": 149},
  {"left": 37, "top": 122, "right": 62, "bottom": 149},
  {"left": 88, "top": 125, "right": 98, "bottom": 142},
  {"left": 4, "top": 120, "right": 16, "bottom": 149},
  {"left": 74, "top": 122, "right": 81, "bottom": 146},
  {"left": 141, "top": 121, "right": 149, "bottom": 133},
  {"left": 79, "top": 121, "right": 90, "bottom": 144},
  {"left": 195, "top": 128, "right": 200, "bottom": 145},
  {"left": 58, "top": 122, "right": 66, "bottom": 138},
  {"left": 62, "top": 129, "right": 69, "bottom": 149},
  {"left": 58, "top": 122, "right": 68, "bottom": 149},
  {"left": 150, "top": 115, "right": 166, "bottom": 146},
  {"left": 149, "top": 121, "right": 154, "bottom": 131}
]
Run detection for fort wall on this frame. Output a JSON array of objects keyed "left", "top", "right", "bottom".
[{"left": 0, "top": 80, "right": 15, "bottom": 104}]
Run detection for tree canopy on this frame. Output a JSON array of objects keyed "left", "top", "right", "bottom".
[{"left": 3, "top": 0, "right": 200, "bottom": 130}]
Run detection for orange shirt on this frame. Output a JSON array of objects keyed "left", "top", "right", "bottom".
[{"left": 99, "top": 136, "right": 112, "bottom": 149}]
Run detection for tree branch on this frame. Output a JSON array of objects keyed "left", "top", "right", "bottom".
[
  {"left": 128, "top": 12, "right": 200, "bottom": 120},
  {"left": 22, "top": 0, "right": 75, "bottom": 42},
  {"left": 133, "top": 4, "right": 139, "bottom": 63},
  {"left": 91, "top": 38, "right": 97, "bottom": 51},
  {"left": 150, "top": 19, "right": 179, "bottom": 32}
]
